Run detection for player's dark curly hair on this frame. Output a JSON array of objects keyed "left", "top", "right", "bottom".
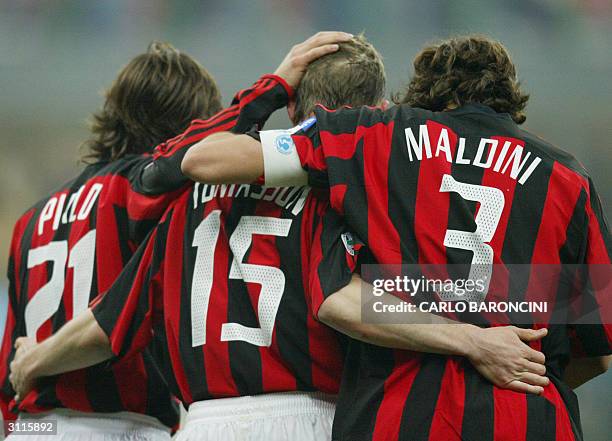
[
  {"left": 82, "top": 41, "right": 222, "bottom": 163},
  {"left": 394, "top": 35, "right": 529, "bottom": 124}
]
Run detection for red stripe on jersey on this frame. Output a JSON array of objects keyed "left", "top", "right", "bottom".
[
  {"left": 427, "top": 360, "right": 465, "bottom": 441},
  {"left": 201, "top": 198, "right": 239, "bottom": 397},
  {"left": 113, "top": 355, "right": 147, "bottom": 414},
  {"left": 11, "top": 210, "right": 35, "bottom": 301},
  {"left": 293, "top": 134, "right": 327, "bottom": 173},
  {"left": 251, "top": 203, "right": 296, "bottom": 391},
  {"left": 319, "top": 131, "right": 357, "bottom": 159},
  {"left": 364, "top": 121, "right": 402, "bottom": 263},
  {"left": 55, "top": 370, "right": 92, "bottom": 412},
  {"left": 372, "top": 352, "right": 421, "bottom": 441},
  {"left": 414, "top": 121, "right": 456, "bottom": 264},
  {"left": 163, "top": 194, "right": 194, "bottom": 404},
  {"left": 492, "top": 389, "right": 527, "bottom": 441},
  {"left": 527, "top": 162, "right": 583, "bottom": 329},
  {"left": 540, "top": 386, "right": 577, "bottom": 441},
  {"left": 329, "top": 184, "right": 347, "bottom": 215},
  {"left": 0, "top": 210, "right": 34, "bottom": 391},
  {"left": 531, "top": 162, "right": 583, "bottom": 265}
]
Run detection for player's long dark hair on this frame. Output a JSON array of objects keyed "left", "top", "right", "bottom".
[
  {"left": 394, "top": 35, "right": 529, "bottom": 124},
  {"left": 81, "top": 41, "right": 222, "bottom": 163}
]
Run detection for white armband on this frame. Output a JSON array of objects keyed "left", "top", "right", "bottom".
[{"left": 260, "top": 129, "right": 308, "bottom": 187}]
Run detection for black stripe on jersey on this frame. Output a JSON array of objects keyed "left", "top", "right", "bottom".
[
  {"left": 88, "top": 197, "right": 99, "bottom": 301},
  {"left": 332, "top": 343, "right": 394, "bottom": 441},
  {"left": 398, "top": 355, "right": 446, "bottom": 441},
  {"left": 142, "top": 349, "right": 179, "bottom": 429},
  {"left": 525, "top": 394, "right": 556, "bottom": 441},
  {"left": 180, "top": 199, "right": 210, "bottom": 400},
  {"left": 274, "top": 210, "right": 314, "bottom": 390},
  {"left": 225, "top": 196, "right": 264, "bottom": 395},
  {"left": 148, "top": 323, "right": 181, "bottom": 401},
  {"left": 113, "top": 205, "right": 133, "bottom": 268},
  {"left": 461, "top": 364, "right": 494, "bottom": 441},
  {"left": 502, "top": 162, "right": 553, "bottom": 325},
  {"left": 85, "top": 365, "right": 123, "bottom": 412},
  {"left": 17, "top": 210, "right": 39, "bottom": 327},
  {"left": 327, "top": 140, "right": 368, "bottom": 249},
  {"left": 389, "top": 122, "right": 420, "bottom": 264}
]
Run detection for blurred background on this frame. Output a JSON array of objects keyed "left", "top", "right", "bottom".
[{"left": 0, "top": 0, "right": 610, "bottom": 438}]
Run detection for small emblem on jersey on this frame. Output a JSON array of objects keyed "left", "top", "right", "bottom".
[
  {"left": 298, "top": 116, "right": 316, "bottom": 131},
  {"left": 275, "top": 134, "right": 295, "bottom": 155},
  {"left": 341, "top": 232, "right": 356, "bottom": 256},
  {"left": 288, "top": 116, "right": 317, "bottom": 134}
]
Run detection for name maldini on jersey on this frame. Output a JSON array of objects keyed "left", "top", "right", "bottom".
[
  {"left": 404, "top": 125, "right": 542, "bottom": 185},
  {"left": 192, "top": 182, "right": 310, "bottom": 215}
]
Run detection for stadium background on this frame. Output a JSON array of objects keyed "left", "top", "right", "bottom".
[{"left": 0, "top": 0, "right": 610, "bottom": 438}]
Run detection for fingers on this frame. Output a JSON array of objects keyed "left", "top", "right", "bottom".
[
  {"left": 506, "top": 380, "right": 544, "bottom": 395},
  {"left": 515, "top": 327, "right": 547, "bottom": 342},
  {"left": 524, "top": 347, "right": 546, "bottom": 364},
  {"left": 15, "top": 337, "right": 27, "bottom": 349},
  {"left": 524, "top": 360, "right": 547, "bottom": 376},
  {"left": 296, "top": 44, "right": 341, "bottom": 66},
  {"left": 295, "top": 32, "right": 353, "bottom": 56},
  {"left": 517, "top": 372, "right": 550, "bottom": 388}
]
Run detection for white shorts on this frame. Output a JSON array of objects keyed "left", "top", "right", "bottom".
[
  {"left": 6, "top": 409, "right": 171, "bottom": 441},
  {"left": 175, "top": 392, "right": 336, "bottom": 441}
]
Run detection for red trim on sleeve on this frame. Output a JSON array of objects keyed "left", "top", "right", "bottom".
[{"left": 260, "top": 74, "right": 295, "bottom": 99}]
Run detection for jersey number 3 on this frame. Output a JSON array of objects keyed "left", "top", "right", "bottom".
[
  {"left": 439, "top": 175, "right": 504, "bottom": 301},
  {"left": 191, "top": 211, "right": 292, "bottom": 348}
]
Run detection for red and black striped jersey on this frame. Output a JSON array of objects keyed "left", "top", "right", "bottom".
[
  {"left": 91, "top": 183, "right": 358, "bottom": 406},
  {"left": 0, "top": 74, "right": 293, "bottom": 429},
  {"left": 258, "top": 103, "right": 612, "bottom": 441}
]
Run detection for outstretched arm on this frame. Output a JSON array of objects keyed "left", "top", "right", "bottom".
[
  {"left": 319, "top": 274, "right": 550, "bottom": 395},
  {"left": 9, "top": 309, "right": 111, "bottom": 401},
  {"left": 181, "top": 31, "right": 352, "bottom": 185}
]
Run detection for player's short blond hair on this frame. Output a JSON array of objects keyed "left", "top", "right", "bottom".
[{"left": 293, "top": 34, "right": 386, "bottom": 123}]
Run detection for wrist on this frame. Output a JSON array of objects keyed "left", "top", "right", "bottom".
[
  {"left": 22, "top": 344, "right": 44, "bottom": 380},
  {"left": 261, "top": 74, "right": 295, "bottom": 100},
  {"left": 457, "top": 324, "right": 483, "bottom": 359}
]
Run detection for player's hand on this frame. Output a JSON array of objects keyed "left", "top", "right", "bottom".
[
  {"left": 9, "top": 337, "right": 38, "bottom": 402},
  {"left": 274, "top": 31, "right": 353, "bottom": 89},
  {"left": 465, "top": 326, "right": 550, "bottom": 394}
]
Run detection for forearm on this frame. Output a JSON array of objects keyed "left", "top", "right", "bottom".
[
  {"left": 319, "top": 276, "right": 479, "bottom": 357},
  {"left": 181, "top": 133, "right": 264, "bottom": 184},
  {"left": 564, "top": 355, "right": 611, "bottom": 389},
  {"left": 25, "top": 309, "right": 113, "bottom": 378}
]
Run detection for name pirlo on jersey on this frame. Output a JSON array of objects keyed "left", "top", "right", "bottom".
[
  {"left": 405, "top": 125, "right": 541, "bottom": 185},
  {"left": 192, "top": 182, "right": 311, "bottom": 215},
  {"left": 37, "top": 183, "right": 104, "bottom": 235}
]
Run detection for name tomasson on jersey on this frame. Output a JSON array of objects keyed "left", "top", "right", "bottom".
[
  {"left": 405, "top": 124, "right": 542, "bottom": 185},
  {"left": 192, "top": 182, "right": 311, "bottom": 215}
]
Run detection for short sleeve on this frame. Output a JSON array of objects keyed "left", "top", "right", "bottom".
[
  {"left": 307, "top": 205, "right": 363, "bottom": 317},
  {"left": 91, "top": 219, "right": 168, "bottom": 361},
  {"left": 570, "top": 178, "right": 612, "bottom": 357}
]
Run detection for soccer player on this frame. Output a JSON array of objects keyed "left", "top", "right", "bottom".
[
  {"left": 0, "top": 38, "right": 322, "bottom": 440},
  {"left": 10, "top": 35, "right": 553, "bottom": 441},
  {"left": 180, "top": 35, "right": 612, "bottom": 441}
]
